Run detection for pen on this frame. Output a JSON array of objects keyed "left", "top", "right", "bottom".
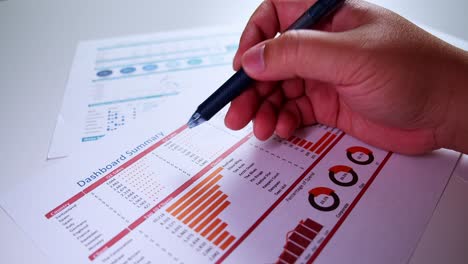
[{"left": 187, "top": 0, "right": 345, "bottom": 128}]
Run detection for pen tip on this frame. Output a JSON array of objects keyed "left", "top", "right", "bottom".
[{"left": 187, "top": 112, "right": 206, "bottom": 128}]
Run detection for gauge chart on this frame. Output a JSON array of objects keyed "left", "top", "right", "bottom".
[
  {"left": 346, "top": 146, "right": 374, "bottom": 165},
  {"left": 328, "top": 165, "right": 358, "bottom": 187},
  {"left": 308, "top": 187, "right": 340, "bottom": 212}
]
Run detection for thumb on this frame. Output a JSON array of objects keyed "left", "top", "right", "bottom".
[{"left": 241, "top": 30, "right": 365, "bottom": 85}]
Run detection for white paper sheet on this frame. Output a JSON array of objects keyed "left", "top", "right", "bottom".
[
  {"left": 47, "top": 27, "right": 240, "bottom": 159},
  {"left": 1, "top": 85, "right": 460, "bottom": 264}
]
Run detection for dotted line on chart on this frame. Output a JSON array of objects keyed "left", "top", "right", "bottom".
[
  {"left": 90, "top": 192, "right": 130, "bottom": 223},
  {"left": 153, "top": 153, "right": 191, "bottom": 177},
  {"left": 138, "top": 229, "right": 184, "bottom": 264},
  {"left": 248, "top": 143, "right": 305, "bottom": 170}
]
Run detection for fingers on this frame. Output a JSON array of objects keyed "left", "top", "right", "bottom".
[
  {"left": 224, "top": 81, "right": 277, "bottom": 130},
  {"left": 253, "top": 88, "right": 302, "bottom": 140},
  {"left": 275, "top": 101, "right": 301, "bottom": 138},
  {"left": 233, "top": 0, "right": 280, "bottom": 70},
  {"left": 241, "top": 29, "right": 367, "bottom": 85},
  {"left": 233, "top": 0, "right": 315, "bottom": 70},
  {"left": 234, "top": 0, "right": 375, "bottom": 70},
  {"left": 224, "top": 79, "right": 305, "bottom": 141},
  {"left": 294, "top": 96, "right": 316, "bottom": 126},
  {"left": 281, "top": 79, "right": 304, "bottom": 99},
  {"left": 228, "top": 0, "right": 380, "bottom": 139},
  {"left": 253, "top": 101, "right": 278, "bottom": 140},
  {"left": 225, "top": 82, "right": 315, "bottom": 140},
  {"left": 225, "top": 88, "right": 259, "bottom": 130}
]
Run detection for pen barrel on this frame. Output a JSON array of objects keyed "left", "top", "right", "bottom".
[
  {"left": 287, "top": 0, "right": 345, "bottom": 30},
  {"left": 197, "top": 69, "right": 253, "bottom": 121}
]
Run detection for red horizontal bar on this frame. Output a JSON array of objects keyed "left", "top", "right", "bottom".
[
  {"left": 303, "top": 219, "right": 322, "bottom": 233},
  {"left": 280, "top": 250, "right": 298, "bottom": 263},
  {"left": 316, "top": 133, "right": 336, "bottom": 154},
  {"left": 289, "top": 232, "right": 311, "bottom": 248},
  {"left": 309, "top": 132, "right": 330, "bottom": 153},
  {"left": 295, "top": 224, "right": 317, "bottom": 240},
  {"left": 298, "top": 139, "right": 307, "bottom": 147},
  {"left": 284, "top": 241, "right": 305, "bottom": 256},
  {"left": 292, "top": 137, "right": 301, "bottom": 145}
]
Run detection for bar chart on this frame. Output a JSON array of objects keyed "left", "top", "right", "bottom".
[
  {"left": 277, "top": 218, "right": 323, "bottom": 264},
  {"left": 40, "top": 106, "right": 393, "bottom": 264},
  {"left": 287, "top": 130, "right": 338, "bottom": 155},
  {"left": 165, "top": 167, "right": 236, "bottom": 250}
]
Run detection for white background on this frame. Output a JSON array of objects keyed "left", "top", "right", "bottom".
[{"left": 0, "top": 0, "right": 467, "bottom": 263}]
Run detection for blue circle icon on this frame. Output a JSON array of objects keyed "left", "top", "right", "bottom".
[
  {"left": 96, "top": 70, "right": 112, "bottom": 77},
  {"left": 120, "top": 67, "right": 136, "bottom": 74},
  {"left": 187, "top": 58, "right": 202, "bottom": 65},
  {"left": 142, "top": 64, "right": 158, "bottom": 71}
]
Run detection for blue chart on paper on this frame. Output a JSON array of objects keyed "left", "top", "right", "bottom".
[
  {"left": 93, "top": 33, "right": 239, "bottom": 82},
  {"left": 81, "top": 32, "right": 240, "bottom": 143}
]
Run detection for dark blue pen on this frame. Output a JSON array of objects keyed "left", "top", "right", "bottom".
[{"left": 187, "top": 0, "right": 345, "bottom": 128}]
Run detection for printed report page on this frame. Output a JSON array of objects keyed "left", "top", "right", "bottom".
[
  {"left": 48, "top": 27, "right": 240, "bottom": 159},
  {"left": 1, "top": 86, "right": 460, "bottom": 264}
]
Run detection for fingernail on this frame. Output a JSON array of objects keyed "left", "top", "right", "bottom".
[{"left": 243, "top": 44, "right": 265, "bottom": 73}]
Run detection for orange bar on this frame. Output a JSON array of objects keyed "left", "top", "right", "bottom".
[
  {"left": 189, "top": 194, "right": 227, "bottom": 229},
  {"left": 288, "top": 136, "right": 295, "bottom": 142},
  {"left": 201, "top": 218, "right": 221, "bottom": 237},
  {"left": 176, "top": 175, "right": 222, "bottom": 219},
  {"left": 207, "top": 222, "right": 228, "bottom": 241},
  {"left": 220, "top": 235, "right": 236, "bottom": 250},
  {"left": 214, "top": 231, "right": 229, "bottom": 246},
  {"left": 184, "top": 190, "right": 222, "bottom": 225},
  {"left": 309, "top": 132, "right": 330, "bottom": 153},
  {"left": 304, "top": 141, "right": 313, "bottom": 149},
  {"left": 316, "top": 134, "right": 336, "bottom": 154},
  {"left": 195, "top": 200, "right": 230, "bottom": 233},
  {"left": 166, "top": 167, "right": 222, "bottom": 213}
]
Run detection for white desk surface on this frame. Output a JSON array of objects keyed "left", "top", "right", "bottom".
[{"left": 0, "top": 0, "right": 467, "bottom": 263}]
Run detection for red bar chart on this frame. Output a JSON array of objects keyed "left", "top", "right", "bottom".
[
  {"left": 277, "top": 218, "right": 323, "bottom": 264},
  {"left": 288, "top": 131, "right": 337, "bottom": 155},
  {"left": 288, "top": 136, "right": 313, "bottom": 151}
]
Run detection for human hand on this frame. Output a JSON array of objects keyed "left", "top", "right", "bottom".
[{"left": 224, "top": 0, "right": 468, "bottom": 154}]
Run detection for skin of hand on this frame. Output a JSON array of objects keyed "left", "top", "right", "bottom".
[{"left": 224, "top": 0, "right": 468, "bottom": 155}]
